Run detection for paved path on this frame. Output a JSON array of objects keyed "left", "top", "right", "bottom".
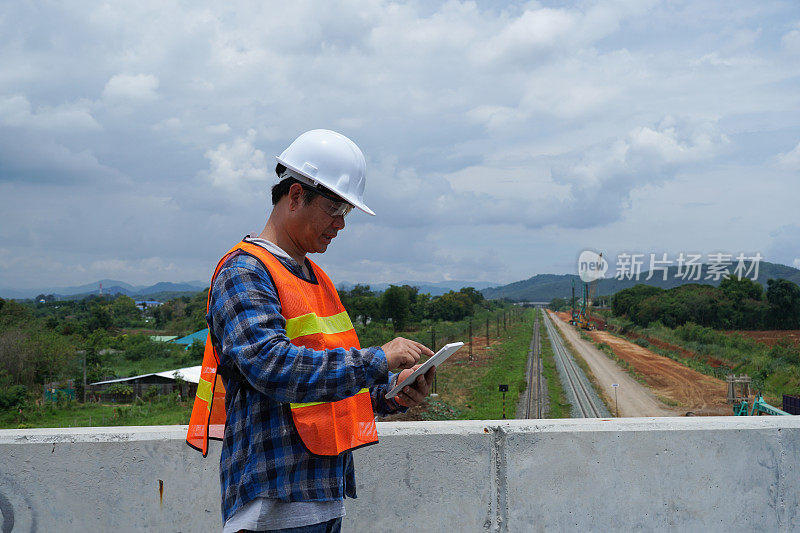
[{"left": 548, "top": 311, "right": 677, "bottom": 417}]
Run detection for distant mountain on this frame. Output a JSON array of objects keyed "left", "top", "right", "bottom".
[
  {"left": 0, "top": 279, "right": 207, "bottom": 301},
  {"left": 337, "top": 280, "right": 497, "bottom": 297},
  {"left": 481, "top": 261, "right": 800, "bottom": 302},
  {"left": 138, "top": 282, "right": 208, "bottom": 295}
]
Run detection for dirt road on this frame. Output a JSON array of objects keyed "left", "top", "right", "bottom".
[
  {"left": 548, "top": 311, "right": 676, "bottom": 417},
  {"left": 589, "top": 331, "right": 729, "bottom": 415}
]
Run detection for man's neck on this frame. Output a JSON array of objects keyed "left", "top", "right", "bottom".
[{"left": 257, "top": 219, "right": 306, "bottom": 266}]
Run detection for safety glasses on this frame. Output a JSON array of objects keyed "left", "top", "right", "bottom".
[{"left": 302, "top": 184, "right": 354, "bottom": 218}]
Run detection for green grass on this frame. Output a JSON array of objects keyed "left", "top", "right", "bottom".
[
  {"left": 100, "top": 350, "right": 201, "bottom": 377},
  {"left": 538, "top": 313, "right": 571, "bottom": 418},
  {"left": 433, "top": 309, "right": 534, "bottom": 420},
  {"left": 3, "top": 396, "right": 192, "bottom": 429}
]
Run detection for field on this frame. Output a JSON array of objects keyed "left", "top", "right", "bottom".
[
  {"left": 724, "top": 330, "right": 800, "bottom": 347},
  {"left": 3, "top": 396, "right": 192, "bottom": 429},
  {"left": 587, "top": 331, "right": 729, "bottom": 415},
  {"left": 554, "top": 311, "right": 729, "bottom": 414},
  {"left": 381, "top": 308, "right": 534, "bottom": 421}
]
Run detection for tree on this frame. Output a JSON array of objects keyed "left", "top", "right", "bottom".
[
  {"left": 110, "top": 295, "right": 141, "bottom": 327},
  {"left": 612, "top": 285, "right": 663, "bottom": 318},
  {"left": 341, "top": 284, "right": 379, "bottom": 326},
  {"left": 458, "top": 287, "right": 485, "bottom": 307},
  {"left": 428, "top": 291, "right": 473, "bottom": 321},
  {"left": 381, "top": 285, "right": 411, "bottom": 331},
  {"left": 767, "top": 279, "right": 800, "bottom": 330},
  {"left": 87, "top": 305, "right": 113, "bottom": 332},
  {"left": 720, "top": 275, "right": 767, "bottom": 329}
]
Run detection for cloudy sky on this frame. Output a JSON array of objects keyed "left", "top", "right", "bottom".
[{"left": 1, "top": 0, "right": 799, "bottom": 291}]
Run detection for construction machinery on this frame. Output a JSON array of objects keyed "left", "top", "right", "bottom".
[
  {"left": 727, "top": 375, "right": 790, "bottom": 415},
  {"left": 734, "top": 393, "right": 791, "bottom": 416},
  {"left": 570, "top": 280, "right": 580, "bottom": 325},
  {"left": 576, "top": 279, "right": 600, "bottom": 330}
]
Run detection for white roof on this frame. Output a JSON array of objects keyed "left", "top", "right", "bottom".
[{"left": 91, "top": 365, "right": 202, "bottom": 385}]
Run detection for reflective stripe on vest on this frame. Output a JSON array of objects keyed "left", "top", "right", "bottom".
[
  {"left": 285, "top": 310, "right": 354, "bottom": 340},
  {"left": 186, "top": 240, "right": 378, "bottom": 457}
]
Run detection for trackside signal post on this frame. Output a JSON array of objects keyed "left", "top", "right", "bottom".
[{"left": 499, "top": 384, "right": 509, "bottom": 418}]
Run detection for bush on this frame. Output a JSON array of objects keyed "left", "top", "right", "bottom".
[
  {"left": 106, "top": 383, "right": 133, "bottom": 400},
  {"left": 0, "top": 384, "right": 28, "bottom": 409},
  {"left": 144, "top": 385, "right": 160, "bottom": 401},
  {"left": 634, "top": 338, "right": 650, "bottom": 348},
  {"left": 769, "top": 340, "right": 800, "bottom": 365},
  {"left": 122, "top": 335, "right": 176, "bottom": 361},
  {"left": 114, "top": 406, "right": 133, "bottom": 419},
  {"left": 420, "top": 397, "right": 461, "bottom": 421}
]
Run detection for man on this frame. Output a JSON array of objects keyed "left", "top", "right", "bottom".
[{"left": 189, "top": 129, "right": 435, "bottom": 532}]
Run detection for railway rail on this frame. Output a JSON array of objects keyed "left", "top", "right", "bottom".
[
  {"left": 542, "top": 310, "right": 608, "bottom": 418},
  {"left": 523, "top": 309, "right": 543, "bottom": 418}
]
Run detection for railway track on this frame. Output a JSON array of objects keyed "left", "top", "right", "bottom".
[
  {"left": 542, "top": 310, "right": 607, "bottom": 418},
  {"left": 523, "top": 308, "right": 543, "bottom": 418}
]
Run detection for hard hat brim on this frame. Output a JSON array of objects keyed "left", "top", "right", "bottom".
[{"left": 276, "top": 156, "right": 376, "bottom": 216}]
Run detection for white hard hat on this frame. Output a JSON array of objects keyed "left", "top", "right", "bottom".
[{"left": 276, "top": 129, "right": 375, "bottom": 216}]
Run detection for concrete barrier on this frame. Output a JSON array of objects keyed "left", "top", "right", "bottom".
[{"left": 1, "top": 417, "right": 799, "bottom": 532}]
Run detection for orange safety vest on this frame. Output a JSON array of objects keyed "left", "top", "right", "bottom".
[{"left": 186, "top": 241, "right": 378, "bottom": 457}]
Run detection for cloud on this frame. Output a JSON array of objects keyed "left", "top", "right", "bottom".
[
  {"left": 775, "top": 141, "right": 800, "bottom": 169},
  {"left": 0, "top": 0, "right": 799, "bottom": 288},
  {"left": 782, "top": 23, "right": 800, "bottom": 55},
  {"left": 102, "top": 73, "right": 160, "bottom": 101},
  {"left": 201, "top": 129, "right": 269, "bottom": 192},
  {"left": 0, "top": 94, "right": 100, "bottom": 131}
]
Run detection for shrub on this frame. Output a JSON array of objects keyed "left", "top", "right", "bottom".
[
  {"left": 634, "top": 338, "right": 650, "bottom": 348},
  {"left": 144, "top": 385, "right": 160, "bottom": 401},
  {"left": 0, "top": 384, "right": 28, "bottom": 409},
  {"left": 106, "top": 383, "right": 133, "bottom": 400},
  {"left": 114, "top": 405, "right": 133, "bottom": 419}
]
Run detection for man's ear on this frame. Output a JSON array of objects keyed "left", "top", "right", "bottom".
[{"left": 287, "top": 183, "right": 305, "bottom": 211}]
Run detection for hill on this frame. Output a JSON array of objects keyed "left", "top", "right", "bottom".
[
  {"left": 481, "top": 261, "right": 800, "bottom": 301},
  {"left": 0, "top": 280, "right": 207, "bottom": 301}
]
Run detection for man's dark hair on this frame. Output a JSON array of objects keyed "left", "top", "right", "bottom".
[{"left": 271, "top": 164, "right": 318, "bottom": 206}]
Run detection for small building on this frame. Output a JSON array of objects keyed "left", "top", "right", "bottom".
[
  {"left": 89, "top": 366, "right": 201, "bottom": 402},
  {"left": 136, "top": 300, "right": 163, "bottom": 311},
  {"left": 43, "top": 380, "right": 76, "bottom": 402},
  {"left": 173, "top": 329, "right": 208, "bottom": 350},
  {"left": 149, "top": 335, "right": 179, "bottom": 342}
]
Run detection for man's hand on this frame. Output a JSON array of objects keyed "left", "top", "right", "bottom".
[
  {"left": 381, "top": 337, "right": 433, "bottom": 371},
  {"left": 394, "top": 365, "right": 435, "bottom": 407}
]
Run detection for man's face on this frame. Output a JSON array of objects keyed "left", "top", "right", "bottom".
[{"left": 292, "top": 191, "right": 347, "bottom": 255}]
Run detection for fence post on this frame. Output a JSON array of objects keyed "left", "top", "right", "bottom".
[
  {"left": 431, "top": 322, "right": 438, "bottom": 394},
  {"left": 469, "top": 318, "right": 473, "bottom": 362}
]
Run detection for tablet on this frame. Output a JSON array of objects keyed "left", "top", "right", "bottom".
[{"left": 385, "top": 342, "right": 464, "bottom": 400}]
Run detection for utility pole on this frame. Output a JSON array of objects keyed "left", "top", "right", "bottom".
[
  {"left": 83, "top": 350, "right": 87, "bottom": 403},
  {"left": 496, "top": 315, "right": 500, "bottom": 337},
  {"left": 486, "top": 316, "right": 490, "bottom": 345},
  {"left": 431, "top": 323, "right": 437, "bottom": 395},
  {"left": 469, "top": 318, "right": 473, "bottom": 362}
]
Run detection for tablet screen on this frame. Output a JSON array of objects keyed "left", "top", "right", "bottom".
[{"left": 385, "top": 342, "right": 463, "bottom": 399}]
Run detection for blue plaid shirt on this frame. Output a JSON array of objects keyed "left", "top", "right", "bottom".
[{"left": 208, "top": 249, "right": 404, "bottom": 523}]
